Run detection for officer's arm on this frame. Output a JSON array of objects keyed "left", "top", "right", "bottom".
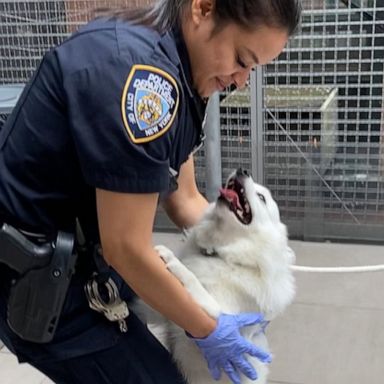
[
  {"left": 96, "top": 188, "right": 216, "bottom": 338},
  {"left": 162, "top": 155, "right": 209, "bottom": 228}
]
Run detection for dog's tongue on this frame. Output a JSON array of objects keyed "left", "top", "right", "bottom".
[{"left": 220, "top": 188, "right": 241, "bottom": 209}]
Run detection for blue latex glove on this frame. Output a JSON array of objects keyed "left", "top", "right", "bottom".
[{"left": 191, "top": 313, "right": 272, "bottom": 384}]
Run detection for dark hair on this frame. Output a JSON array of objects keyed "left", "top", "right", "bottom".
[
  {"left": 107, "top": 0, "right": 301, "bottom": 36},
  {"left": 214, "top": 0, "right": 302, "bottom": 36}
]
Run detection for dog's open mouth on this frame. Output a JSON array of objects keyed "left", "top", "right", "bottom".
[{"left": 219, "top": 176, "right": 252, "bottom": 225}]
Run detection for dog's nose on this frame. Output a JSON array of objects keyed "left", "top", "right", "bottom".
[{"left": 236, "top": 168, "right": 249, "bottom": 177}]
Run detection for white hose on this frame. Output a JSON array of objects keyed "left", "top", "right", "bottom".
[{"left": 291, "top": 264, "right": 384, "bottom": 273}]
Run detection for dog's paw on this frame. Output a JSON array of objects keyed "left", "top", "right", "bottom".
[
  {"left": 154, "top": 245, "right": 222, "bottom": 319},
  {"left": 155, "top": 245, "right": 177, "bottom": 264},
  {"left": 155, "top": 245, "right": 185, "bottom": 277}
]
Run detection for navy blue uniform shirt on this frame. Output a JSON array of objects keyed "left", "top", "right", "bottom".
[
  {"left": 0, "top": 17, "right": 206, "bottom": 362},
  {"left": 0, "top": 17, "right": 206, "bottom": 236}
]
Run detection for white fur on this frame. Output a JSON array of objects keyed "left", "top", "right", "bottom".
[{"left": 143, "top": 172, "right": 296, "bottom": 384}]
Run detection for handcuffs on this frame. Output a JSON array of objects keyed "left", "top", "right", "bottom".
[{"left": 84, "top": 245, "right": 130, "bottom": 333}]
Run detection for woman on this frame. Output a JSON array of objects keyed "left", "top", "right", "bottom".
[{"left": 0, "top": 0, "right": 301, "bottom": 383}]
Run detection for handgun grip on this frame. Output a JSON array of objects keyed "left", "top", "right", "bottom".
[{"left": 0, "top": 223, "right": 52, "bottom": 274}]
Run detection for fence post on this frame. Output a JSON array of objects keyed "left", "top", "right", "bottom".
[
  {"left": 205, "top": 92, "right": 222, "bottom": 202},
  {"left": 250, "top": 67, "right": 264, "bottom": 184}
]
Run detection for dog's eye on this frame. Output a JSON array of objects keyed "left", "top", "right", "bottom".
[{"left": 257, "top": 193, "right": 266, "bottom": 204}]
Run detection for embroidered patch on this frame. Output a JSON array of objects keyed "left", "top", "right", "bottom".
[{"left": 121, "top": 65, "right": 179, "bottom": 144}]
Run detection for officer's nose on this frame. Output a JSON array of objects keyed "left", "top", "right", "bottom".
[{"left": 232, "top": 68, "right": 252, "bottom": 89}]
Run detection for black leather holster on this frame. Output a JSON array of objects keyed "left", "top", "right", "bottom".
[{"left": 0, "top": 223, "right": 77, "bottom": 343}]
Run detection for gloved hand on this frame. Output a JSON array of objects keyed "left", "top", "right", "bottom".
[{"left": 190, "top": 313, "right": 271, "bottom": 384}]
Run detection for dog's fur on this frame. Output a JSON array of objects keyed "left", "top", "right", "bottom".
[{"left": 142, "top": 170, "right": 296, "bottom": 383}]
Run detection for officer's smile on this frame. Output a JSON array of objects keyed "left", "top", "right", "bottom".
[{"left": 216, "top": 77, "right": 228, "bottom": 92}]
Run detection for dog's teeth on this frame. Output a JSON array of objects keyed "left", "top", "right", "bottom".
[{"left": 241, "top": 188, "right": 244, "bottom": 194}]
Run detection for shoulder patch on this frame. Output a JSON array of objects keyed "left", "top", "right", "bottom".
[{"left": 121, "top": 64, "right": 180, "bottom": 144}]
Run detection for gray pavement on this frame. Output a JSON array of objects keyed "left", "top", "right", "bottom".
[{"left": 1, "top": 232, "right": 383, "bottom": 383}]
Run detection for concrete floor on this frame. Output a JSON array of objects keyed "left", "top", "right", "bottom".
[{"left": 1, "top": 232, "right": 383, "bottom": 384}]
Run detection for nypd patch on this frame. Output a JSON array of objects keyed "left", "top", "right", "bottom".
[{"left": 121, "top": 65, "right": 179, "bottom": 144}]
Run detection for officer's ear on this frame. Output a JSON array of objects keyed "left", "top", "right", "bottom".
[{"left": 190, "top": 0, "right": 214, "bottom": 25}]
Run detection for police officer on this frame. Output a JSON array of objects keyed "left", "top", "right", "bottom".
[{"left": 0, "top": 0, "right": 301, "bottom": 383}]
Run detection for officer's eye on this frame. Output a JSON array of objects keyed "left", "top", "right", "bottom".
[
  {"left": 257, "top": 193, "right": 266, "bottom": 204},
  {"left": 236, "top": 54, "right": 247, "bottom": 69}
]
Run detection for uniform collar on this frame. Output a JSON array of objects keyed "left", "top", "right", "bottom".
[
  {"left": 169, "top": 25, "right": 195, "bottom": 97},
  {"left": 160, "top": 24, "right": 208, "bottom": 150},
  {"left": 161, "top": 25, "right": 207, "bottom": 108}
]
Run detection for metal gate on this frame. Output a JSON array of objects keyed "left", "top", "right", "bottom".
[
  {"left": 217, "top": 0, "right": 384, "bottom": 242},
  {"left": 0, "top": 1, "right": 153, "bottom": 83}
]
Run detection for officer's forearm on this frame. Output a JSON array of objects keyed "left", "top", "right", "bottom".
[
  {"left": 105, "top": 243, "right": 216, "bottom": 338},
  {"left": 162, "top": 155, "right": 209, "bottom": 228},
  {"left": 163, "top": 191, "right": 209, "bottom": 229}
]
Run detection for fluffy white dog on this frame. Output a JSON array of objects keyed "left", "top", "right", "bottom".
[{"left": 147, "top": 169, "right": 296, "bottom": 384}]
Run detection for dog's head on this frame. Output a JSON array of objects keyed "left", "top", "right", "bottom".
[
  {"left": 189, "top": 169, "right": 292, "bottom": 268},
  {"left": 217, "top": 168, "right": 281, "bottom": 228}
]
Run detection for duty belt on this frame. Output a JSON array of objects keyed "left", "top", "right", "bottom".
[{"left": 0, "top": 222, "right": 130, "bottom": 340}]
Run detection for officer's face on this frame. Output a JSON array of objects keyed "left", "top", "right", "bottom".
[{"left": 183, "top": 5, "right": 289, "bottom": 98}]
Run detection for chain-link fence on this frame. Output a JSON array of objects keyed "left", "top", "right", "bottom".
[
  {"left": 0, "top": 0, "right": 383, "bottom": 242},
  {"left": 0, "top": 0, "right": 153, "bottom": 83}
]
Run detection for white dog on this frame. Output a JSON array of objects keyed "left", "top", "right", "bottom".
[{"left": 146, "top": 169, "right": 296, "bottom": 384}]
